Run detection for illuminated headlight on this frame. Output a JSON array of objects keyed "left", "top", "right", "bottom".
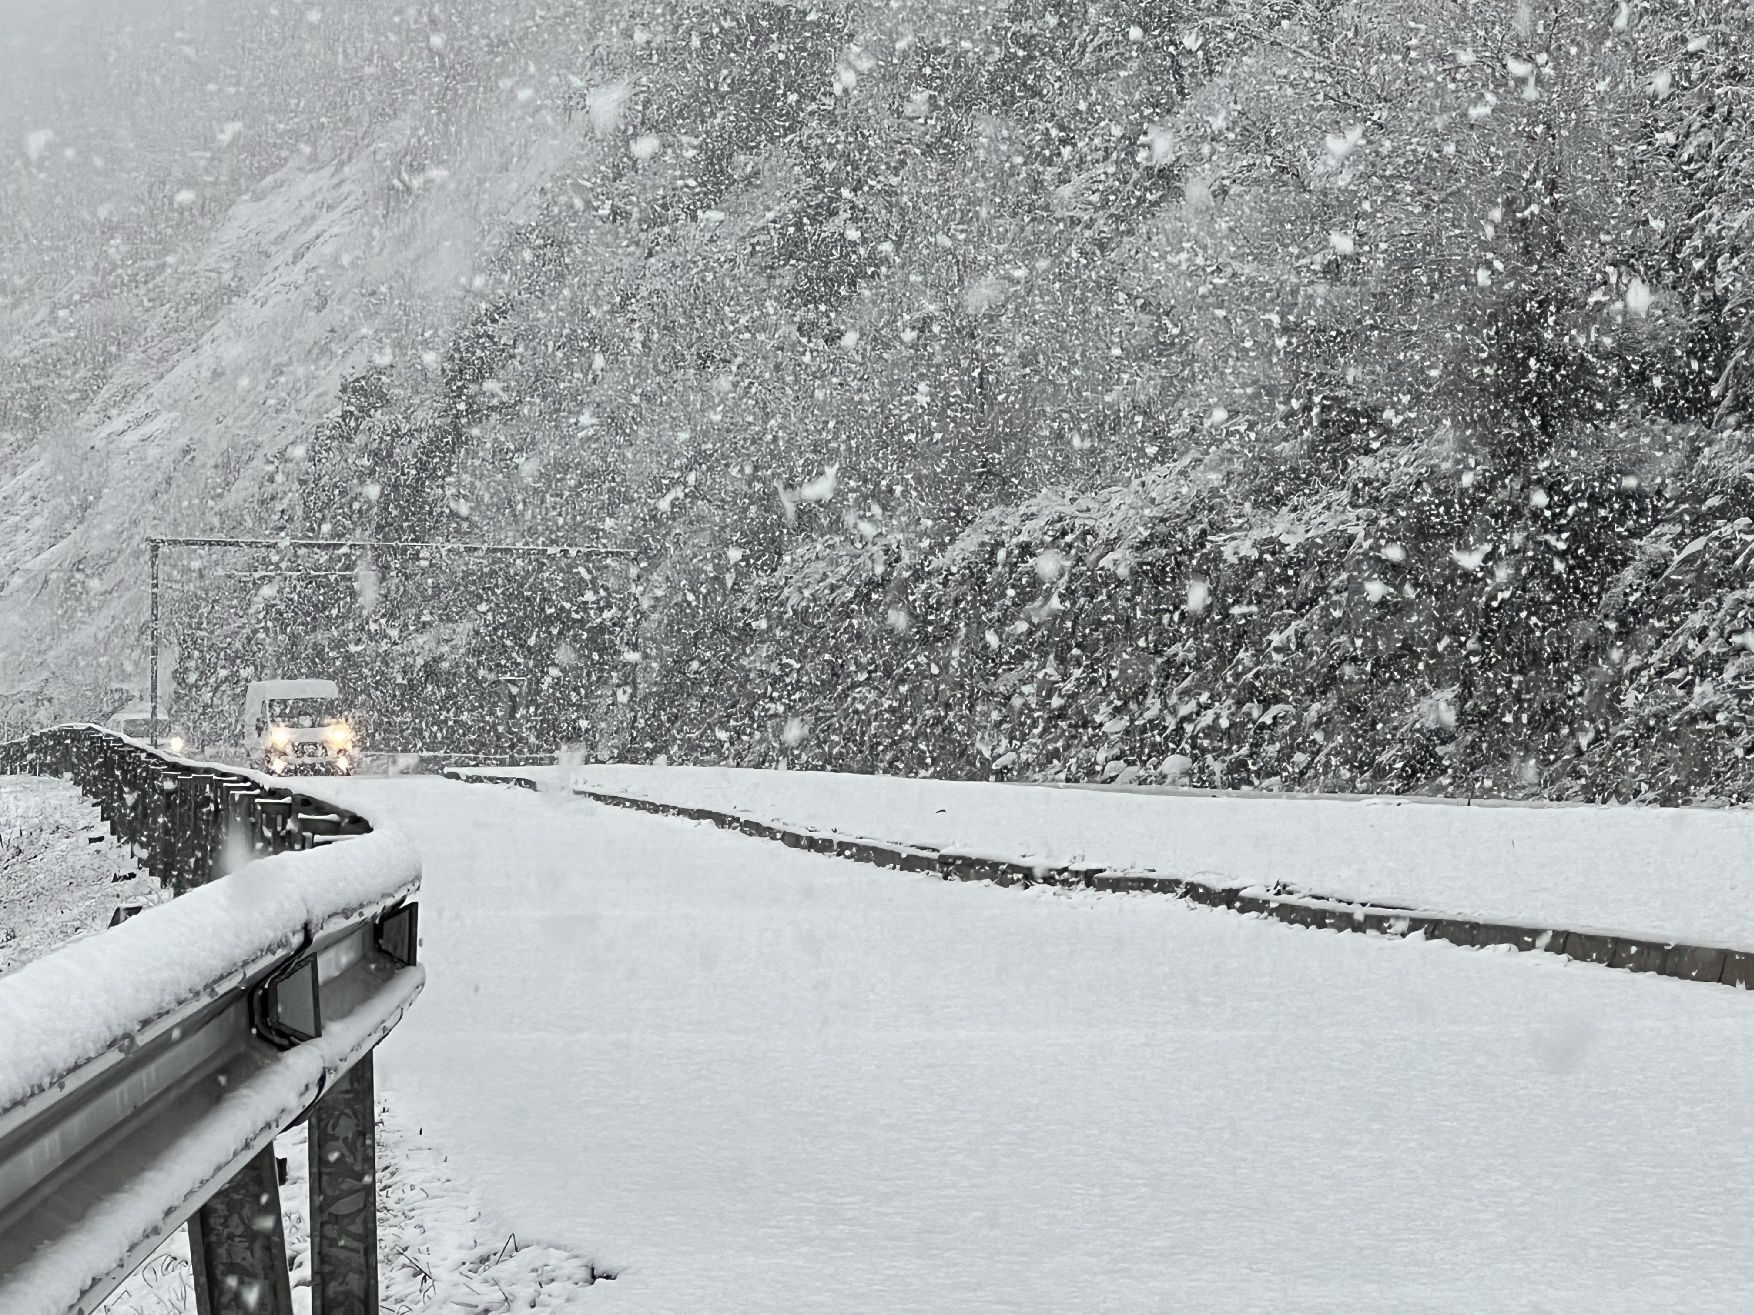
[
  {"left": 324, "top": 722, "right": 355, "bottom": 750},
  {"left": 334, "top": 751, "right": 352, "bottom": 773},
  {"left": 166, "top": 736, "right": 186, "bottom": 755},
  {"left": 268, "top": 755, "right": 288, "bottom": 775},
  {"left": 268, "top": 725, "right": 293, "bottom": 749}
]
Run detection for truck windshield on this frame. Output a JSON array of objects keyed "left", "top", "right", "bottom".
[{"left": 266, "top": 698, "right": 344, "bottom": 728}]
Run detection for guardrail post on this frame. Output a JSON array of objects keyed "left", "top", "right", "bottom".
[
  {"left": 187, "top": 1145, "right": 296, "bottom": 1315},
  {"left": 296, "top": 806, "right": 345, "bottom": 849},
  {"left": 309, "top": 1054, "right": 379, "bottom": 1315},
  {"left": 256, "top": 795, "right": 294, "bottom": 854}
]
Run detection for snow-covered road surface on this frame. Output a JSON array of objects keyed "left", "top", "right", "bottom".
[{"left": 319, "top": 776, "right": 1753, "bottom": 1313}]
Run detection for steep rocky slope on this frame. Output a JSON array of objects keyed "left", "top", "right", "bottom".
[
  {"left": 0, "top": 0, "right": 619, "bottom": 727},
  {"left": 6, "top": 0, "right": 1754, "bottom": 803}
]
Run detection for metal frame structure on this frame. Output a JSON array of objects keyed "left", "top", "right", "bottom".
[{"left": 146, "top": 536, "right": 632, "bottom": 747}]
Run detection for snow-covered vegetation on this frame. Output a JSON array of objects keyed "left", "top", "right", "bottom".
[
  {"left": 0, "top": 775, "right": 159, "bottom": 976},
  {"left": 5, "top": 0, "right": 1753, "bottom": 801}
]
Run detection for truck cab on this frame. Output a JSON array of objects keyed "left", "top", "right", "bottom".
[
  {"left": 105, "top": 702, "right": 191, "bottom": 754},
  {"left": 243, "top": 679, "right": 357, "bottom": 775}
]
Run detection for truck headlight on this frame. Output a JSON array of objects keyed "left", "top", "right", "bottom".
[
  {"left": 268, "top": 725, "right": 293, "bottom": 749},
  {"left": 325, "top": 721, "right": 355, "bottom": 750}
]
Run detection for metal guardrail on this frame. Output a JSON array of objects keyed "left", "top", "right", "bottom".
[{"left": 0, "top": 726, "right": 423, "bottom": 1315}]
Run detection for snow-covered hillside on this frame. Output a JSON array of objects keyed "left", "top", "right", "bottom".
[
  {"left": 0, "top": 1, "right": 616, "bottom": 728},
  {"left": 7, "top": 0, "right": 1754, "bottom": 806},
  {"left": 0, "top": 773, "right": 159, "bottom": 975}
]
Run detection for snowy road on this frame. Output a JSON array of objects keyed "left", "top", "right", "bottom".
[{"left": 319, "top": 777, "right": 1753, "bottom": 1313}]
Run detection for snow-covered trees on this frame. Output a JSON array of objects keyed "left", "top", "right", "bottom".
[
  {"left": 588, "top": 0, "right": 1754, "bottom": 800},
  {"left": 64, "top": 0, "right": 1754, "bottom": 799}
]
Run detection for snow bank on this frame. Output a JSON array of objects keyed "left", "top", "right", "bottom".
[
  {"left": 0, "top": 826, "right": 418, "bottom": 1115},
  {"left": 571, "top": 765, "right": 1754, "bottom": 948}
]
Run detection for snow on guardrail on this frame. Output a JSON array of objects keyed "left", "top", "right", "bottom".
[
  {"left": 0, "top": 970, "right": 422, "bottom": 1315},
  {"left": 0, "top": 826, "right": 417, "bottom": 1116},
  {"left": 0, "top": 726, "right": 425, "bottom": 1315}
]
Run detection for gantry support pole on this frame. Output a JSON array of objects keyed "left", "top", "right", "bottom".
[{"left": 148, "top": 539, "right": 160, "bottom": 749}]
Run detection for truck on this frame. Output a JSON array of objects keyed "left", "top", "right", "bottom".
[
  {"left": 243, "top": 679, "right": 357, "bottom": 775},
  {"left": 104, "top": 701, "right": 185, "bottom": 753}
]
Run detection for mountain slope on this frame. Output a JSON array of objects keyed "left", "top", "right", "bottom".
[
  {"left": 5, "top": 0, "right": 1754, "bottom": 803},
  {"left": 0, "top": 0, "right": 621, "bottom": 726}
]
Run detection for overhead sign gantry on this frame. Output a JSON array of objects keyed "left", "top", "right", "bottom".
[{"left": 145, "top": 536, "right": 633, "bottom": 748}]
